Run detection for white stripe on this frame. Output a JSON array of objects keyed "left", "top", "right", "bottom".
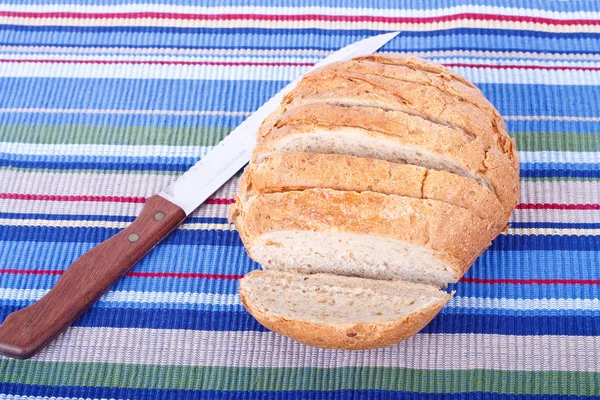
[
  {"left": 0, "top": 397, "right": 115, "bottom": 400},
  {"left": 505, "top": 115, "right": 600, "bottom": 122},
  {"left": 1, "top": 288, "right": 598, "bottom": 311},
  {"left": 1, "top": 170, "right": 599, "bottom": 205},
  {"left": 503, "top": 228, "right": 600, "bottom": 236},
  {"left": 0, "top": 45, "right": 333, "bottom": 57},
  {"left": 2, "top": 217, "right": 598, "bottom": 236},
  {"left": 518, "top": 151, "right": 600, "bottom": 164},
  {"left": 1, "top": 17, "right": 599, "bottom": 34},
  {"left": 430, "top": 57, "right": 600, "bottom": 68},
  {"left": 2, "top": 46, "right": 600, "bottom": 61},
  {"left": 2, "top": 5, "right": 600, "bottom": 20},
  {"left": 519, "top": 180, "right": 600, "bottom": 206},
  {"left": 409, "top": 50, "right": 600, "bottom": 61},
  {"left": 0, "top": 396, "right": 116, "bottom": 400},
  {"left": 0, "top": 62, "right": 597, "bottom": 85},
  {"left": 510, "top": 209, "right": 600, "bottom": 224},
  {"left": 1, "top": 218, "right": 597, "bottom": 236},
  {"left": 23, "top": 327, "right": 600, "bottom": 371},
  {"left": 0, "top": 62, "right": 310, "bottom": 80},
  {"left": 449, "top": 297, "right": 600, "bottom": 310},
  {"left": 0, "top": 142, "right": 213, "bottom": 158},
  {"left": 2, "top": 53, "right": 600, "bottom": 69},
  {"left": 0, "top": 170, "right": 239, "bottom": 199},
  {"left": 0, "top": 199, "right": 231, "bottom": 220},
  {"left": 0, "top": 288, "right": 241, "bottom": 306},
  {"left": 0, "top": 53, "right": 322, "bottom": 65},
  {"left": 0, "top": 218, "right": 234, "bottom": 230}
]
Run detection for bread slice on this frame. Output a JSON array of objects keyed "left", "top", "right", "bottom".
[
  {"left": 231, "top": 188, "right": 494, "bottom": 284},
  {"left": 350, "top": 55, "right": 515, "bottom": 158},
  {"left": 239, "top": 152, "right": 508, "bottom": 231},
  {"left": 239, "top": 270, "right": 451, "bottom": 349},
  {"left": 253, "top": 103, "right": 519, "bottom": 215},
  {"left": 275, "top": 61, "right": 517, "bottom": 164}
]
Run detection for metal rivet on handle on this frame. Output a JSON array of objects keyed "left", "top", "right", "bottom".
[
  {"left": 128, "top": 233, "right": 140, "bottom": 242},
  {"left": 154, "top": 212, "right": 165, "bottom": 221}
]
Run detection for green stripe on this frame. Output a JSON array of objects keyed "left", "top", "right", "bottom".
[
  {"left": 1, "top": 124, "right": 600, "bottom": 151},
  {"left": 0, "top": 362, "right": 598, "bottom": 395},
  {"left": 0, "top": 124, "right": 230, "bottom": 146},
  {"left": 512, "top": 132, "right": 600, "bottom": 152}
]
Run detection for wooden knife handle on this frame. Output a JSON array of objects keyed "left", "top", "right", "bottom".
[{"left": 0, "top": 195, "right": 186, "bottom": 359}]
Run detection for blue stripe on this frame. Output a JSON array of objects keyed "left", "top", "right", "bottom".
[
  {"left": 0, "top": 273, "right": 242, "bottom": 296},
  {"left": 0, "top": 79, "right": 283, "bottom": 115},
  {"left": 1, "top": 239, "right": 599, "bottom": 281},
  {"left": 0, "top": 79, "right": 599, "bottom": 119},
  {"left": 1, "top": 27, "right": 600, "bottom": 53},
  {"left": 0, "top": 305, "right": 597, "bottom": 335},
  {"left": 0, "top": 386, "right": 596, "bottom": 400},
  {"left": 2, "top": 226, "right": 600, "bottom": 250},
  {"left": 0, "top": 297, "right": 243, "bottom": 312},
  {"left": 0, "top": 241, "right": 255, "bottom": 275},
  {"left": 3, "top": 271, "right": 599, "bottom": 301},
  {"left": 0, "top": 111, "right": 599, "bottom": 135},
  {"left": 449, "top": 282, "right": 600, "bottom": 301},
  {"left": 508, "top": 119, "right": 600, "bottom": 133}
]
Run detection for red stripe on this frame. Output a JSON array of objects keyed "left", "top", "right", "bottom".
[
  {"left": 516, "top": 203, "right": 600, "bottom": 210},
  {"left": 0, "top": 11, "right": 599, "bottom": 26},
  {"left": 0, "top": 269, "right": 242, "bottom": 280},
  {"left": 0, "top": 58, "right": 597, "bottom": 72},
  {"left": 0, "top": 193, "right": 235, "bottom": 205},
  {"left": 0, "top": 59, "right": 313, "bottom": 67},
  {"left": 461, "top": 278, "right": 600, "bottom": 285},
  {"left": 1, "top": 193, "right": 595, "bottom": 209}
]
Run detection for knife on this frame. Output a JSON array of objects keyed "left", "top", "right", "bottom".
[{"left": 0, "top": 32, "right": 399, "bottom": 359}]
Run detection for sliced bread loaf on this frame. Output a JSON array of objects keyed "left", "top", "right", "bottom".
[
  {"left": 239, "top": 270, "right": 451, "bottom": 350},
  {"left": 231, "top": 188, "right": 494, "bottom": 284},
  {"left": 233, "top": 55, "right": 519, "bottom": 349}
]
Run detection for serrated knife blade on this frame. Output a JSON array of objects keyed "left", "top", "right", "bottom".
[{"left": 159, "top": 31, "right": 400, "bottom": 214}]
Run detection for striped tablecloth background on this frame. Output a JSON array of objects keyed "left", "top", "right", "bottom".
[{"left": 0, "top": 0, "right": 599, "bottom": 398}]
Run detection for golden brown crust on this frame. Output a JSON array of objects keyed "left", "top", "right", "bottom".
[
  {"left": 242, "top": 152, "right": 508, "bottom": 232},
  {"left": 239, "top": 270, "right": 450, "bottom": 350},
  {"left": 270, "top": 61, "right": 515, "bottom": 165},
  {"left": 355, "top": 54, "right": 478, "bottom": 89},
  {"left": 234, "top": 188, "right": 494, "bottom": 271},
  {"left": 355, "top": 55, "right": 517, "bottom": 164},
  {"left": 252, "top": 103, "right": 519, "bottom": 215}
]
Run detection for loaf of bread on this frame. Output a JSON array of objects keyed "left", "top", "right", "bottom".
[{"left": 230, "top": 55, "right": 519, "bottom": 349}]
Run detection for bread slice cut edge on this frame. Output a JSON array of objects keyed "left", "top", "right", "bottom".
[
  {"left": 239, "top": 270, "right": 452, "bottom": 350},
  {"left": 232, "top": 188, "right": 494, "bottom": 284}
]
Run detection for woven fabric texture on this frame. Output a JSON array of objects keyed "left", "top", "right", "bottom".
[{"left": 0, "top": 0, "right": 599, "bottom": 398}]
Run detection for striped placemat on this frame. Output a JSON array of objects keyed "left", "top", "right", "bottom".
[{"left": 0, "top": 0, "right": 599, "bottom": 398}]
